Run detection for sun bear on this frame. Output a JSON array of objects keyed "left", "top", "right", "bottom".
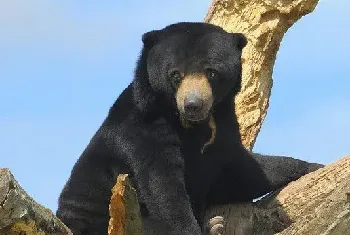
[{"left": 56, "top": 22, "right": 323, "bottom": 235}]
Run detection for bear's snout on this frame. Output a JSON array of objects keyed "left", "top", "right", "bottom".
[
  {"left": 176, "top": 73, "right": 213, "bottom": 122},
  {"left": 184, "top": 92, "right": 203, "bottom": 113}
]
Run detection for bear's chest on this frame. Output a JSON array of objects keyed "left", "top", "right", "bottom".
[
  {"left": 180, "top": 131, "right": 225, "bottom": 199},
  {"left": 179, "top": 115, "right": 238, "bottom": 199}
]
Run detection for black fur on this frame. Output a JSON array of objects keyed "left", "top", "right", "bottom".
[{"left": 56, "top": 22, "right": 323, "bottom": 235}]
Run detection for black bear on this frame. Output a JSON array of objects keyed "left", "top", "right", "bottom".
[{"left": 56, "top": 22, "right": 323, "bottom": 235}]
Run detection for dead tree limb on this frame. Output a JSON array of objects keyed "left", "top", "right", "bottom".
[
  {"left": 204, "top": 0, "right": 320, "bottom": 150},
  {"left": 0, "top": 168, "right": 72, "bottom": 235}
]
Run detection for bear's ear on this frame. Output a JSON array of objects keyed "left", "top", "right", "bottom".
[
  {"left": 230, "top": 33, "right": 248, "bottom": 50},
  {"left": 142, "top": 30, "right": 161, "bottom": 48}
]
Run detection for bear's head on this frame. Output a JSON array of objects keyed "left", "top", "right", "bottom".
[{"left": 132, "top": 22, "right": 247, "bottom": 124}]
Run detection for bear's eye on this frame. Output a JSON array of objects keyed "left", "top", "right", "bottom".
[
  {"left": 169, "top": 70, "right": 182, "bottom": 81},
  {"left": 206, "top": 69, "right": 219, "bottom": 80}
]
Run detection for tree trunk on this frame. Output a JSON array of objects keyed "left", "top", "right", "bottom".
[
  {"left": 204, "top": 0, "right": 320, "bottom": 150},
  {"left": 0, "top": 168, "right": 72, "bottom": 235}
]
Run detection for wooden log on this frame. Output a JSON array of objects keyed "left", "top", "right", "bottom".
[
  {"left": 270, "top": 155, "right": 350, "bottom": 235},
  {"left": 0, "top": 168, "right": 72, "bottom": 235}
]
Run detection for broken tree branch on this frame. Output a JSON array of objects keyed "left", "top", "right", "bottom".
[
  {"left": 0, "top": 168, "right": 72, "bottom": 235},
  {"left": 108, "top": 174, "right": 143, "bottom": 235}
]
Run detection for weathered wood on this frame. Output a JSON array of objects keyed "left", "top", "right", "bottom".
[
  {"left": 204, "top": 155, "right": 350, "bottom": 235},
  {"left": 204, "top": 0, "right": 320, "bottom": 150},
  {"left": 0, "top": 168, "right": 72, "bottom": 235},
  {"left": 108, "top": 174, "right": 143, "bottom": 235},
  {"left": 272, "top": 155, "right": 350, "bottom": 235}
]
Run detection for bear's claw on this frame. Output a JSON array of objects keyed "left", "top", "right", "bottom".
[{"left": 208, "top": 216, "right": 225, "bottom": 235}]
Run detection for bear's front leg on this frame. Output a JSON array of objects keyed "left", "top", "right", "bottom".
[
  {"left": 207, "top": 145, "right": 324, "bottom": 204},
  {"left": 135, "top": 145, "right": 202, "bottom": 235}
]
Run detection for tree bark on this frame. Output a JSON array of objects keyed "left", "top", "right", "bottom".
[
  {"left": 204, "top": 155, "right": 350, "bottom": 235},
  {"left": 0, "top": 168, "right": 72, "bottom": 235},
  {"left": 204, "top": 0, "right": 320, "bottom": 150}
]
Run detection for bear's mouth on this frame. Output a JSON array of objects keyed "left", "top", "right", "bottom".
[
  {"left": 176, "top": 73, "right": 213, "bottom": 123},
  {"left": 181, "top": 111, "right": 210, "bottom": 122}
]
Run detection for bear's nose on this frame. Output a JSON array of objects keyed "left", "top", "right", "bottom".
[{"left": 184, "top": 95, "right": 203, "bottom": 113}]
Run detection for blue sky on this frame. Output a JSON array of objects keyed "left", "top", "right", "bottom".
[{"left": 0, "top": 0, "right": 349, "bottom": 212}]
